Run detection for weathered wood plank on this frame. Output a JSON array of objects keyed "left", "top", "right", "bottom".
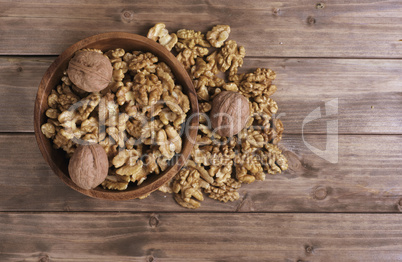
[
  {"left": 0, "top": 212, "right": 401, "bottom": 261},
  {"left": 1, "top": 56, "right": 401, "bottom": 134},
  {"left": 1, "top": 0, "right": 402, "bottom": 57},
  {"left": 1, "top": 134, "right": 401, "bottom": 212}
]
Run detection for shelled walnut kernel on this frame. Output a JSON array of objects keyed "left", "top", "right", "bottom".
[
  {"left": 41, "top": 48, "right": 190, "bottom": 190},
  {"left": 41, "top": 23, "right": 288, "bottom": 209},
  {"left": 148, "top": 23, "right": 288, "bottom": 209}
]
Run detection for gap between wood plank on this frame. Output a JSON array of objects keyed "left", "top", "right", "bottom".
[
  {"left": 1, "top": 211, "right": 402, "bottom": 214},
  {"left": 2, "top": 54, "right": 402, "bottom": 60},
  {"left": 246, "top": 56, "right": 402, "bottom": 60},
  {"left": 2, "top": 132, "right": 402, "bottom": 136}
]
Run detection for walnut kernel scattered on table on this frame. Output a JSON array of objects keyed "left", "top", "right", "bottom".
[
  {"left": 41, "top": 23, "right": 288, "bottom": 209},
  {"left": 147, "top": 23, "right": 288, "bottom": 209}
]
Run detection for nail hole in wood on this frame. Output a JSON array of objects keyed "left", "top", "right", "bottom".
[
  {"left": 305, "top": 245, "right": 314, "bottom": 254},
  {"left": 316, "top": 3, "right": 325, "bottom": 9},
  {"left": 63, "top": 204, "right": 71, "bottom": 211},
  {"left": 39, "top": 254, "right": 50, "bottom": 262},
  {"left": 397, "top": 199, "right": 402, "bottom": 212},
  {"left": 273, "top": 8, "right": 281, "bottom": 16},
  {"left": 307, "top": 16, "right": 316, "bottom": 25}
]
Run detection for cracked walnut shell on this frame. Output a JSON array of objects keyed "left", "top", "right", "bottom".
[
  {"left": 68, "top": 144, "right": 109, "bottom": 190},
  {"left": 210, "top": 91, "right": 250, "bottom": 137},
  {"left": 67, "top": 51, "right": 113, "bottom": 92}
]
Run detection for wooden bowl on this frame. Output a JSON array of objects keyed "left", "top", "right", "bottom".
[{"left": 34, "top": 32, "right": 199, "bottom": 200}]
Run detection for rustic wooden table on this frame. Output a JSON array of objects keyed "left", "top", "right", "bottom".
[{"left": 1, "top": 0, "right": 402, "bottom": 261}]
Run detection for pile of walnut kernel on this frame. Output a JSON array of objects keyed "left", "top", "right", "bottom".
[
  {"left": 41, "top": 23, "right": 288, "bottom": 208},
  {"left": 148, "top": 23, "right": 288, "bottom": 209},
  {"left": 41, "top": 48, "right": 190, "bottom": 191}
]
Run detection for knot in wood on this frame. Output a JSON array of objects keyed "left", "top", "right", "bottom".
[
  {"left": 121, "top": 9, "right": 134, "bottom": 23},
  {"left": 313, "top": 186, "right": 328, "bottom": 200},
  {"left": 149, "top": 214, "right": 159, "bottom": 228}
]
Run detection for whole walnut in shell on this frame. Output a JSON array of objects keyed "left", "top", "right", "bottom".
[
  {"left": 68, "top": 144, "right": 109, "bottom": 190},
  {"left": 67, "top": 51, "right": 113, "bottom": 92},
  {"left": 210, "top": 91, "right": 250, "bottom": 137}
]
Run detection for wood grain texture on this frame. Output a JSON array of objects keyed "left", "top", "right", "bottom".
[
  {"left": 1, "top": 0, "right": 402, "bottom": 57},
  {"left": 1, "top": 212, "right": 402, "bottom": 261},
  {"left": 1, "top": 1, "right": 402, "bottom": 260},
  {"left": 1, "top": 56, "right": 402, "bottom": 134},
  {"left": 1, "top": 134, "right": 401, "bottom": 212}
]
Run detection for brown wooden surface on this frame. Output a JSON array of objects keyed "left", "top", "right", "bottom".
[
  {"left": 1, "top": 213, "right": 402, "bottom": 261},
  {"left": 1, "top": 0, "right": 402, "bottom": 261},
  {"left": 1, "top": 134, "right": 402, "bottom": 212},
  {"left": 2, "top": 56, "right": 402, "bottom": 134},
  {"left": 1, "top": 0, "right": 402, "bottom": 58}
]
